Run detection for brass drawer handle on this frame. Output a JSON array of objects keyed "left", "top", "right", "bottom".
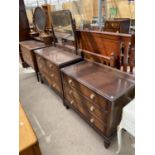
[
  {"left": 49, "top": 64, "right": 53, "bottom": 68},
  {"left": 90, "top": 118, "right": 94, "bottom": 123},
  {"left": 68, "top": 79, "right": 72, "bottom": 84},
  {"left": 50, "top": 74, "right": 54, "bottom": 77},
  {"left": 70, "top": 100, "right": 74, "bottom": 105},
  {"left": 90, "top": 106, "right": 95, "bottom": 112},
  {"left": 90, "top": 94, "right": 95, "bottom": 100}
]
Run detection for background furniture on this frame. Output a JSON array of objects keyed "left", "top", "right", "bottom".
[
  {"left": 116, "top": 99, "right": 135, "bottom": 154},
  {"left": 19, "top": 104, "right": 42, "bottom": 155},
  {"left": 103, "top": 18, "right": 130, "bottom": 34},
  {"left": 19, "top": 0, "right": 30, "bottom": 68},
  {"left": 77, "top": 30, "right": 135, "bottom": 73},
  {"left": 61, "top": 61, "right": 135, "bottom": 148},
  {"left": 19, "top": 40, "right": 49, "bottom": 81}
]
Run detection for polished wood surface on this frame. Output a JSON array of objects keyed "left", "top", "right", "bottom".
[
  {"left": 34, "top": 46, "right": 82, "bottom": 95},
  {"left": 19, "top": 104, "right": 36, "bottom": 152},
  {"left": 19, "top": 104, "right": 41, "bottom": 155},
  {"left": 76, "top": 30, "right": 134, "bottom": 73},
  {"left": 61, "top": 61, "right": 135, "bottom": 148},
  {"left": 20, "top": 40, "right": 48, "bottom": 50},
  {"left": 34, "top": 46, "right": 82, "bottom": 67},
  {"left": 20, "top": 40, "right": 49, "bottom": 81},
  {"left": 62, "top": 61, "right": 134, "bottom": 100}
]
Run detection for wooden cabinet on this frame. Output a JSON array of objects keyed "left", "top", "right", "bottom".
[
  {"left": 34, "top": 46, "right": 82, "bottom": 96},
  {"left": 61, "top": 61, "right": 135, "bottom": 148},
  {"left": 19, "top": 40, "right": 49, "bottom": 81},
  {"left": 19, "top": 104, "right": 42, "bottom": 155}
]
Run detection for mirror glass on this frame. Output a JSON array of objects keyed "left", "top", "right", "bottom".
[
  {"left": 50, "top": 10, "right": 74, "bottom": 41},
  {"left": 33, "top": 7, "right": 47, "bottom": 32}
]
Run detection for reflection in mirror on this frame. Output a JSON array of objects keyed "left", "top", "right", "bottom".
[{"left": 51, "top": 10, "right": 75, "bottom": 42}]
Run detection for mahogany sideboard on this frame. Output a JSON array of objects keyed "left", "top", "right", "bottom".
[
  {"left": 61, "top": 61, "right": 135, "bottom": 148},
  {"left": 34, "top": 46, "right": 82, "bottom": 96},
  {"left": 19, "top": 40, "right": 49, "bottom": 81},
  {"left": 19, "top": 104, "right": 42, "bottom": 155}
]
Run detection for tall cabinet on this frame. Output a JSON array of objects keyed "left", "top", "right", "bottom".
[{"left": 19, "top": 0, "right": 30, "bottom": 67}]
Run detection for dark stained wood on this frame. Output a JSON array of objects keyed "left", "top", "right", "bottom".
[
  {"left": 61, "top": 61, "right": 135, "bottom": 148},
  {"left": 19, "top": 0, "right": 30, "bottom": 67},
  {"left": 19, "top": 40, "right": 49, "bottom": 81},
  {"left": 103, "top": 18, "right": 130, "bottom": 33},
  {"left": 19, "top": 0, "right": 30, "bottom": 41},
  {"left": 34, "top": 46, "right": 82, "bottom": 96},
  {"left": 76, "top": 30, "right": 135, "bottom": 73}
]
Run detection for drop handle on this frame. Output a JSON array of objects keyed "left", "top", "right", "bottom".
[
  {"left": 49, "top": 64, "right": 53, "bottom": 68},
  {"left": 70, "top": 100, "right": 74, "bottom": 105},
  {"left": 90, "top": 94, "right": 95, "bottom": 100},
  {"left": 90, "top": 118, "right": 94, "bottom": 123},
  {"left": 90, "top": 106, "right": 95, "bottom": 112},
  {"left": 68, "top": 79, "right": 72, "bottom": 84},
  {"left": 50, "top": 74, "right": 54, "bottom": 77}
]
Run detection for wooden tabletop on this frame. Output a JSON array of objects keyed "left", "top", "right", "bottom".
[
  {"left": 19, "top": 104, "right": 37, "bottom": 152},
  {"left": 34, "top": 46, "right": 82, "bottom": 66},
  {"left": 61, "top": 61, "right": 135, "bottom": 101},
  {"left": 19, "top": 40, "right": 48, "bottom": 50}
]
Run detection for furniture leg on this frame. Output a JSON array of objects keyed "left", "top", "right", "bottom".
[
  {"left": 63, "top": 99, "right": 70, "bottom": 109},
  {"left": 36, "top": 72, "right": 39, "bottom": 82},
  {"left": 116, "top": 126, "right": 123, "bottom": 154},
  {"left": 104, "top": 140, "right": 110, "bottom": 149}
]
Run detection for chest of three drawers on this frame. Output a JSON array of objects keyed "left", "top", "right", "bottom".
[
  {"left": 34, "top": 46, "right": 82, "bottom": 96},
  {"left": 61, "top": 61, "right": 135, "bottom": 148}
]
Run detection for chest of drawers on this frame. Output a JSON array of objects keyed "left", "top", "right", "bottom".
[
  {"left": 61, "top": 61, "right": 135, "bottom": 148},
  {"left": 19, "top": 40, "right": 49, "bottom": 81},
  {"left": 34, "top": 46, "right": 82, "bottom": 96}
]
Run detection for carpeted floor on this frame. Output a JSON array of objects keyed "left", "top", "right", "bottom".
[{"left": 19, "top": 65, "right": 134, "bottom": 155}]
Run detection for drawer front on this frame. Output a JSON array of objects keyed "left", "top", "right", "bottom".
[
  {"left": 71, "top": 95, "right": 107, "bottom": 134},
  {"left": 63, "top": 74, "right": 110, "bottom": 112},
  {"left": 64, "top": 86, "right": 108, "bottom": 124},
  {"left": 21, "top": 46, "right": 34, "bottom": 68},
  {"left": 45, "top": 60, "right": 58, "bottom": 73},
  {"left": 41, "top": 71, "right": 62, "bottom": 94},
  {"left": 36, "top": 55, "right": 62, "bottom": 94}
]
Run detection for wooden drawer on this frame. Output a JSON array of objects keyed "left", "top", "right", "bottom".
[
  {"left": 72, "top": 96, "right": 107, "bottom": 134},
  {"left": 36, "top": 55, "right": 48, "bottom": 74},
  {"left": 64, "top": 86, "right": 108, "bottom": 124},
  {"left": 21, "top": 46, "right": 34, "bottom": 68},
  {"left": 41, "top": 71, "right": 61, "bottom": 93},
  {"left": 63, "top": 74, "right": 110, "bottom": 112},
  {"left": 45, "top": 60, "right": 58, "bottom": 72}
]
